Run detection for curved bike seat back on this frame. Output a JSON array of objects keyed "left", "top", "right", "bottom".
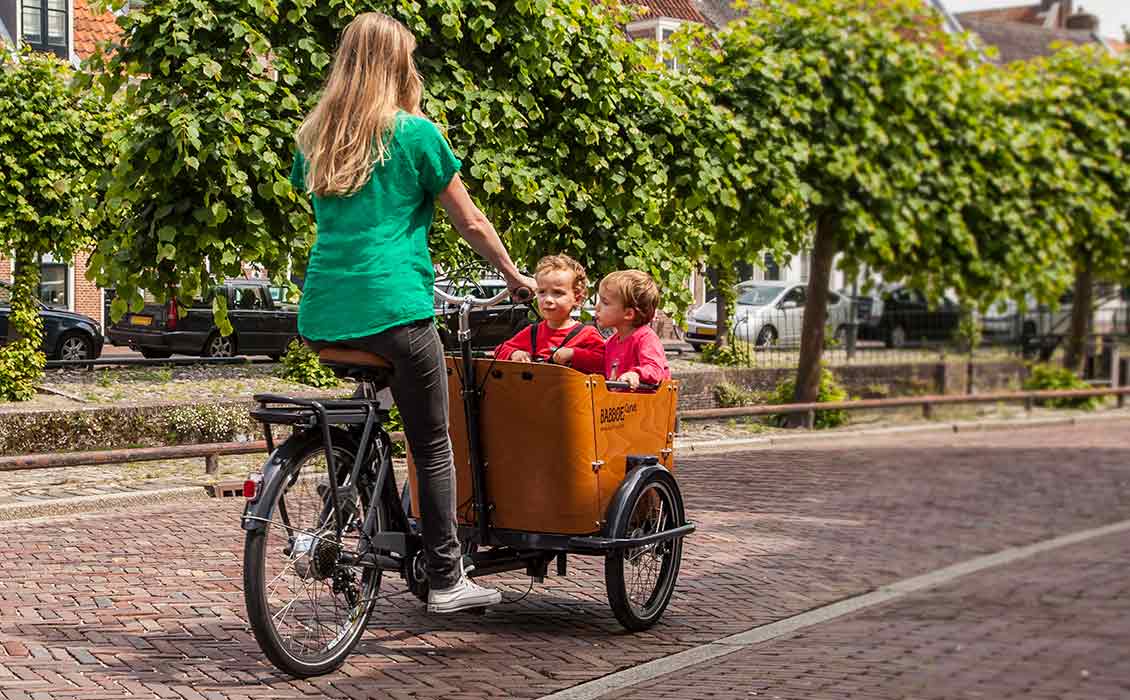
[{"left": 316, "top": 346, "right": 394, "bottom": 385}]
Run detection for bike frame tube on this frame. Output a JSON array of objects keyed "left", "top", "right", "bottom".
[{"left": 434, "top": 286, "right": 513, "bottom": 548}]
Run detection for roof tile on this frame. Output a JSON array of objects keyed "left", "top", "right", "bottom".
[
  {"left": 74, "top": 0, "right": 120, "bottom": 60},
  {"left": 958, "top": 16, "right": 1101, "bottom": 63},
  {"left": 632, "top": 0, "right": 707, "bottom": 24}
]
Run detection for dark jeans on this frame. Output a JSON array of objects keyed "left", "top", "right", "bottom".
[{"left": 307, "top": 319, "right": 460, "bottom": 589}]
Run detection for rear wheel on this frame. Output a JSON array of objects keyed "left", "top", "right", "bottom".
[
  {"left": 204, "top": 332, "right": 236, "bottom": 357},
  {"left": 886, "top": 324, "right": 907, "bottom": 349},
  {"left": 244, "top": 435, "right": 383, "bottom": 677},
  {"left": 604, "top": 469, "right": 685, "bottom": 631},
  {"left": 755, "top": 325, "right": 778, "bottom": 347}
]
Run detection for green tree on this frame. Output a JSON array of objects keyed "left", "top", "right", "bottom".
[
  {"left": 86, "top": 0, "right": 739, "bottom": 322},
  {"left": 690, "top": 0, "right": 1072, "bottom": 418},
  {"left": 1011, "top": 47, "right": 1130, "bottom": 372},
  {"left": 0, "top": 49, "right": 117, "bottom": 399}
]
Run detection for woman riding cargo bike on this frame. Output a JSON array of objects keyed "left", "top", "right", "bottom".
[{"left": 240, "top": 12, "right": 694, "bottom": 677}]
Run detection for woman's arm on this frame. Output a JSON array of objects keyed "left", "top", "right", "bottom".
[{"left": 438, "top": 175, "right": 534, "bottom": 293}]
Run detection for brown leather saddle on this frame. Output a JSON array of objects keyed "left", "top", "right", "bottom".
[{"left": 310, "top": 343, "right": 394, "bottom": 388}]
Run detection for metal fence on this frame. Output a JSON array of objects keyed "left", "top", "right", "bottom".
[{"left": 700, "top": 303, "right": 1130, "bottom": 371}]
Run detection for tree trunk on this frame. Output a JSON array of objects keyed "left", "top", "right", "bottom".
[
  {"left": 714, "top": 264, "right": 737, "bottom": 351},
  {"left": 9, "top": 250, "right": 43, "bottom": 344},
  {"left": 1063, "top": 260, "right": 1093, "bottom": 374},
  {"left": 787, "top": 213, "right": 838, "bottom": 427}
]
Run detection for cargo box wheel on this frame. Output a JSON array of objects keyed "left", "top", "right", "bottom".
[{"left": 604, "top": 469, "right": 684, "bottom": 631}]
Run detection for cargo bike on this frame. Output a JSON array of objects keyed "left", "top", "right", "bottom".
[{"left": 241, "top": 286, "right": 695, "bottom": 677}]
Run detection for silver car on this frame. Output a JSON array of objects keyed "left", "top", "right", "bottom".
[{"left": 686, "top": 281, "right": 853, "bottom": 349}]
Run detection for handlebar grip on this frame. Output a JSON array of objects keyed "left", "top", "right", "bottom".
[
  {"left": 511, "top": 286, "right": 534, "bottom": 303},
  {"left": 604, "top": 381, "right": 660, "bottom": 391}
]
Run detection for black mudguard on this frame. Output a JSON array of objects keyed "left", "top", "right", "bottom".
[
  {"left": 600, "top": 456, "right": 682, "bottom": 538},
  {"left": 240, "top": 429, "right": 324, "bottom": 532}
]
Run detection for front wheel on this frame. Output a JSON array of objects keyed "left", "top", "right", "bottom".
[
  {"left": 243, "top": 435, "right": 382, "bottom": 677},
  {"left": 57, "top": 332, "right": 93, "bottom": 361},
  {"left": 604, "top": 469, "right": 686, "bottom": 631}
]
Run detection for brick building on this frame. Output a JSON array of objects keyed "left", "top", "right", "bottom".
[{"left": 1, "top": 0, "right": 121, "bottom": 326}]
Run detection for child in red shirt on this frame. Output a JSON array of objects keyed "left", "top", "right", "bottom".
[
  {"left": 559, "top": 269, "right": 670, "bottom": 389},
  {"left": 494, "top": 255, "right": 605, "bottom": 364}
]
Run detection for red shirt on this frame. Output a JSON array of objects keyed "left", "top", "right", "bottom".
[
  {"left": 573, "top": 325, "right": 669, "bottom": 385},
  {"left": 494, "top": 321, "right": 606, "bottom": 363}
]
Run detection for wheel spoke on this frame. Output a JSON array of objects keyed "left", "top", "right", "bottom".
[{"left": 247, "top": 443, "right": 384, "bottom": 671}]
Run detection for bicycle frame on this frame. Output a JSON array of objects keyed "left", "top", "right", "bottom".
[{"left": 434, "top": 286, "right": 512, "bottom": 548}]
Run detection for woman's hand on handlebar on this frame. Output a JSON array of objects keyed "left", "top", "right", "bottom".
[{"left": 506, "top": 273, "right": 536, "bottom": 302}]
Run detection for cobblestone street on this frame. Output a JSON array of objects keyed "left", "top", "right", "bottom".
[{"left": 1, "top": 419, "right": 1127, "bottom": 699}]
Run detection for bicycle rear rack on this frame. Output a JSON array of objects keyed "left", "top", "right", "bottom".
[{"left": 251, "top": 393, "right": 390, "bottom": 539}]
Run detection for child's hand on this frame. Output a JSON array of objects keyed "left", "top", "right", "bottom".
[
  {"left": 509, "top": 350, "right": 532, "bottom": 363},
  {"left": 552, "top": 347, "right": 574, "bottom": 365},
  {"left": 619, "top": 371, "right": 641, "bottom": 389}
]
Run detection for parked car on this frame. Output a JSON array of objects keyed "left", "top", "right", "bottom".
[
  {"left": 686, "top": 281, "right": 853, "bottom": 350},
  {"left": 108, "top": 280, "right": 298, "bottom": 359},
  {"left": 857, "top": 286, "right": 960, "bottom": 348},
  {"left": 980, "top": 289, "right": 1129, "bottom": 344},
  {"left": 0, "top": 283, "right": 104, "bottom": 361}
]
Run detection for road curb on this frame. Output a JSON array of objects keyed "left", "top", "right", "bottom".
[
  {"left": 0, "top": 485, "right": 207, "bottom": 523},
  {"left": 674, "top": 409, "right": 1130, "bottom": 454}
]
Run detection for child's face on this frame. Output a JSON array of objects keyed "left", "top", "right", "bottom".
[
  {"left": 596, "top": 285, "right": 636, "bottom": 331},
  {"left": 535, "top": 269, "right": 579, "bottom": 325}
]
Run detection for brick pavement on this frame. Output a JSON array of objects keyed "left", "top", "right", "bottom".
[
  {"left": 0, "top": 421, "right": 1127, "bottom": 699},
  {"left": 606, "top": 530, "right": 1130, "bottom": 700}
]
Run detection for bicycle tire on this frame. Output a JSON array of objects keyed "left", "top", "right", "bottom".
[
  {"left": 243, "top": 430, "right": 385, "bottom": 677},
  {"left": 604, "top": 469, "right": 685, "bottom": 631}
]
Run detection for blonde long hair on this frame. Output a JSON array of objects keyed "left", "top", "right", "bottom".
[{"left": 296, "top": 13, "right": 423, "bottom": 197}]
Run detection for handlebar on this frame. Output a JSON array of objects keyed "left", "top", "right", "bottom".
[
  {"left": 434, "top": 284, "right": 532, "bottom": 308},
  {"left": 604, "top": 381, "right": 660, "bottom": 391}
]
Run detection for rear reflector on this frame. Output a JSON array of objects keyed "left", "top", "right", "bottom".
[{"left": 244, "top": 473, "right": 262, "bottom": 502}]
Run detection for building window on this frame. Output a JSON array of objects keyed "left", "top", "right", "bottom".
[
  {"left": 21, "top": 0, "right": 68, "bottom": 59},
  {"left": 38, "top": 256, "right": 68, "bottom": 308},
  {"left": 659, "top": 27, "right": 678, "bottom": 70}
]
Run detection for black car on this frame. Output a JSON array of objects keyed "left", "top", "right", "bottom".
[
  {"left": 109, "top": 280, "right": 298, "bottom": 359},
  {"left": 0, "top": 283, "right": 104, "bottom": 360},
  {"left": 858, "top": 286, "right": 961, "bottom": 348}
]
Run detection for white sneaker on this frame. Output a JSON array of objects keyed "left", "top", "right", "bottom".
[{"left": 427, "top": 568, "right": 502, "bottom": 614}]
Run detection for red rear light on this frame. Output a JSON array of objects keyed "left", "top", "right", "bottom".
[
  {"left": 244, "top": 473, "right": 261, "bottom": 501},
  {"left": 166, "top": 299, "right": 178, "bottom": 330}
]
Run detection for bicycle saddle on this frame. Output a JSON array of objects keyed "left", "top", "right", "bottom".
[{"left": 315, "top": 345, "right": 394, "bottom": 384}]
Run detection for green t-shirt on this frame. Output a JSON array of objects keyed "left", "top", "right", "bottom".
[{"left": 290, "top": 113, "right": 461, "bottom": 342}]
